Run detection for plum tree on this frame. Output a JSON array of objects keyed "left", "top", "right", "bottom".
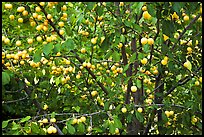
[{"left": 2, "top": 2, "right": 202, "bottom": 135}]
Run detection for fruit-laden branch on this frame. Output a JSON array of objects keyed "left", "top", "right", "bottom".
[
  {"left": 37, "top": 2, "right": 109, "bottom": 96},
  {"left": 73, "top": 51, "right": 109, "bottom": 95},
  {"left": 37, "top": 3, "right": 65, "bottom": 41},
  {"left": 23, "top": 84, "right": 64, "bottom": 135},
  {"left": 171, "top": 13, "right": 201, "bottom": 50},
  {"left": 164, "top": 65, "right": 202, "bottom": 97}
]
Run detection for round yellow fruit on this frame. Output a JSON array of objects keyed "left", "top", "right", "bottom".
[
  {"left": 141, "top": 58, "right": 148, "bottom": 65},
  {"left": 72, "top": 118, "right": 78, "bottom": 125},
  {"left": 47, "top": 14, "right": 52, "bottom": 19},
  {"left": 131, "top": 86, "right": 137, "bottom": 92},
  {"left": 22, "top": 10, "right": 28, "bottom": 16},
  {"left": 119, "top": 2, "right": 124, "bottom": 7},
  {"left": 147, "top": 38, "right": 154, "bottom": 45},
  {"left": 47, "top": 126, "right": 53, "bottom": 134},
  {"left": 5, "top": 4, "right": 13, "bottom": 9},
  {"left": 80, "top": 116, "right": 86, "bottom": 123},
  {"left": 59, "top": 29, "right": 65, "bottom": 35},
  {"left": 36, "top": 36, "right": 42, "bottom": 42},
  {"left": 76, "top": 74, "right": 80, "bottom": 79},
  {"left": 142, "top": 6, "right": 147, "bottom": 11},
  {"left": 195, "top": 81, "right": 200, "bottom": 86},
  {"left": 91, "top": 91, "right": 98, "bottom": 97},
  {"left": 161, "top": 59, "right": 167, "bottom": 65},
  {"left": 9, "top": 15, "right": 15, "bottom": 20},
  {"left": 35, "top": 6, "right": 41, "bottom": 12},
  {"left": 42, "top": 118, "right": 48, "bottom": 124},
  {"left": 27, "top": 38, "right": 33, "bottom": 44},
  {"left": 43, "top": 104, "right": 48, "bottom": 110},
  {"left": 141, "top": 37, "right": 148, "bottom": 45},
  {"left": 192, "top": 117, "right": 198, "bottom": 123},
  {"left": 37, "top": 15, "right": 43, "bottom": 20},
  {"left": 118, "top": 43, "right": 123, "bottom": 48},
  {"left": 33, "top": 13, "right": 38, "bottom": 18},
  {"left": 50, "top": 118, "right": 56, "bottom": 123},
  {"left": 169, "top": 111, "right": 174, "bottom": 115},
  {"left": 183, "top": 15, "right": 189, "bottom": 21},
  {"left": 58, "top": 21, "right": 64, "bottom": 27},
  {"left": 121, "top": 107, "right": 127, "bottom": 113},
  {"left": 187, "top": 47, "right": 192, "bottom": 52},
  {"left": 16, "top": 40, "right": 21, "bottom": 46},
  {"left": 39, "top": 2, "right": 45, "bottom": 6},
  {"left": 4, "top": 38, "right": 10, "bottom": 44},
  {"left": 91, "top": 37, "right": 97, "bottom": 44},
  {"left": 17, "top": 6, "right": 25, "bottom": 12},
  {"left": 46, "top": 37, "right": 52, "bottom": 42},
  {"left": 61, "top": 5, "right": 67, "bottom": 11},
  {"left": 143, "top": 11, "right": 151, "bottom": 20},
  {"left": 115, "top": 128, "right": 119, "bottom": 134},
  {"left": 137, "top": 107, "right": 143, "bottom": 113},
  {"left": 199, "top": 77, "right": 202, "bottom": 83},
  {"left": 52, "top": 126, "right": 57, "bottom": 134},
  {"left": 165, "top": 111, "right": 170, "bottom": 117},
  {"left": 18, "top": 18, "right": 23, "bottom": 23},
  {"left": 164, "top": 56, "right": 168, "bottom": 61},
  {"left": 81, "top": 48, "right": 86, "bottom": 53},
  {"left": 183, "top": 61, "right": 190, "bottom": 68}
]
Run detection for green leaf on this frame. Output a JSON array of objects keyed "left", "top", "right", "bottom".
[
  {"left": 43, "top": 42, "right": 53, "bottom": 55},
  {"left": 77, "top": 122, "right": 85, "bottom": 133},
  {"left": 143, "top": 44, "right": 150, "bottom": 53},
  {"left": 20, "top": 116, "right": 31, "bottom": 123},
  {"left": 67, "top": 124, "right": 75, "bottom": 135},
  {"left": 138, "top": 53, "right": 144, "bottom": 60},
  {"left": 96, "top": 5, "right": 103, "bottom": 16},
  {"left": 2, "top": 120, "right": 9, "bottom": 128},
  {"left": 109, "top": 123, "right": 116, "bottom": 134},
  {"left": 62, "top": 38, "right": 75, "bottom": 51},
  {"left": 55, "top": 77, "right": 61, "bottom": 86},
  {"left": 104, "top": 50, "right": 113, "bottom": 59},
  {"left": 135, "top": 111, "right": 144, "bottom": 123},
  {"left": 113, "top": 117, "right": 122, "bottom": 129},
  {"left": 162, "top": 20, "right": 175, "bottom": 37},
  {"left": 136, "top": 79, "right": 141, "bottom": 88},
  {"left": 120, "top": 35, "right": 125, "bottom": 43},
  {"left": 2, "top": 71, "right": 10, "bottom": 85},
  {"left": 33, "top": 49, "right": 42, "bottom": 63},
  {"left": 132, "top": 24, "right": 142, "bottom": 33},
  {"left": 124, "top": 20, "right": 132, "bottom": 27},
  {"left": 104, "top": 102, "right": 109, "bottom": 111},
  {"left": 185, "top": 59, "right": 192, "bottom": 71},
  {"left": 12, "top": 121, "right": 20, "bottom": 130},
  {"left": 51, "top": 112, "right": 56, "bottom": 118},
  {"left": 31, "top": 123, "right": 40, "bottom": 133},
  {"left": 87, "top": 2, "right": 96, "bottom": 10},
  {"left": 129, "top": 52, "right": 136, "bottom": 63},
  {"left": 92, "top": 127, "right": 103, "bottom": 132},
  {"left": 112, "top": 51, "right": 120, "bottom": 62},
  {"left": 123, "top": 64, "right": 129, "bottom": 72}
]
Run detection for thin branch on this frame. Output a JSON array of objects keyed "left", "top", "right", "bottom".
[{"left": 171, "top": 13, "right": 201, "bottom": 50}]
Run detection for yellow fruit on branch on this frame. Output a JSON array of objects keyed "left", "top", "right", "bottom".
[
  {"left": 147, "top": 38, "right": 154, "bottom": 45},
  {"left": 172, "top": 12, "right": 179, "bottom": 20},
  {"left": 137, "top": 107, "right": 143, "bottom": 113},
  {"left": 183, "top": 15, "right": 189, "bottom": 21},
  {"left": 143, "top": 11, "right": 151, "bottom": 20},
  {"left": 131, "top": 86, "right": 137, "bottom": 92},
  {"left": 141, "top": 58, "right": 148, "bottom": 65},
  {"left": 121, "top": 107, "right": 127, "bottom": 113},
  {"left": 141, "top": 37, "right": 148, "bottom": 45},
  {"left": 161, "top": 59, "right": 167, "bottom": 65}
]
